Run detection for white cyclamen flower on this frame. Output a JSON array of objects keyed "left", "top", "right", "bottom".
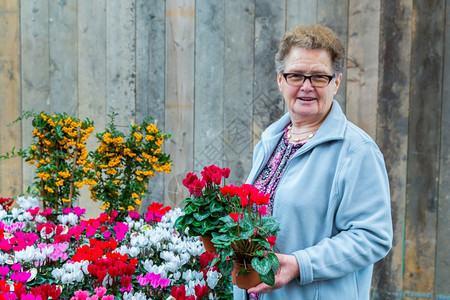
[
  {"left": 206, "top": 269, "right": 220, "bottom": 289},
  {"left": 16, "top": 196, "right": 39, "bottom": 210},
  {"left": 15, "top": 245, "right": 39, "bottom": 263},
  {"left": 51, "top": 268, "right": 65, "bottom": 280},
  {"left": 128, "top": 246, "right": 140, "bottom": 257}
]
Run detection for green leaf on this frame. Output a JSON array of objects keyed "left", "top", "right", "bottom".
[
  {"left": 251, "top": 257, "right": 271, "bottom": 275},
  {"left": 218, "top": 259, "right": 234, "bottom": 275},
  {"left": 237, "top": 268, "right": 251, "bottom": 275},
  {"left": 259, "top": 269, "right": 275, "bottom": 286},
  {"left": 210, "top": 201, "right": 224, "bottom": 213},
  {"left": 255, "top": 250, "right": 265, "bottom": 257},
  {"left": 267, "top": 252, "right": 279, "bottom": 270},
  {"left": 194, "top": 211, "right": 210, "bottom": 221}
]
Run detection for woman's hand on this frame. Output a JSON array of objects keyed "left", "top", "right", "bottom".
[{"left": 247, "top": 253, "right": 300, "bottom": 294}]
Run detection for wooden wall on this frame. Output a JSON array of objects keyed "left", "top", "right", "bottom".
[{"left": 0, "top": 0, "right": 448, "bottom": 298}]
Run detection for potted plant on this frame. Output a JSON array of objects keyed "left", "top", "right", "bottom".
[
  {"left": 211, "top": 184, "right": 280, "bottom": 289},
  {"left": 175, "top": 165, "right": 231, "bottom": 252}
]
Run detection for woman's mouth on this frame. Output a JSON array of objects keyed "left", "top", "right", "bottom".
[{"left": 297, "top": 97, "right": 317, "bottom": 102}]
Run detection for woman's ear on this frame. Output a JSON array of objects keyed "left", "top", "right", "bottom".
[
  {"left": 333, "top": 73, "right": 343, "bottom": 95},
  {"left": 277, "top": 73, "right": 283, "bottom": 93}
]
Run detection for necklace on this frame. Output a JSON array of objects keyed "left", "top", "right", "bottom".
[{"left": 286, "top": 124, "right": 317, "bottom": 143}]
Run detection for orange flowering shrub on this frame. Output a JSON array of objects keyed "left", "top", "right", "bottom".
[{"left": 89, "top": 113, "right": 171, "bottom": 215}]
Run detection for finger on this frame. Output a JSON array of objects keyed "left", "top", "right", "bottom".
[{"left": 247, "top": 282, "right": 271, "bottom": 294}]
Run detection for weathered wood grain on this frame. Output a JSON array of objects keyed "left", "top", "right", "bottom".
[
  {"left": 193, "top": 0, "right": 225, "bottom": 174},
  {"left": 77, "top": 0, "right": 107, "bottom": 218},
  {"left": 435, "top": 0, "right": 450, "bottom": 296},
  {"left": 48, "top": 0, "right": 77, "bottom": 115},
  {"left": 403, "top": 0, "right": 445, "bottom": 297},
  {"left": 286, "top": 0, "right": 317, "bottom": 29},
  {"left": 0, "top": 0, "right": 21, "bottom": 197},
  {"left": 1, "top": 2, "right": 449, "bottom": 297},
  {"left": 135, "top": 0, "right": 167, "bottom": 209},
  {"left": 317, "top": 0, "right": 349, "bottom": 113},
  {"left": 20, "top": 0, "right": 51, "bottom": 193},
  {"left": 346, "top": 0, "right": 381, "bottom": 140},
  {"left": 164, "top": 0, "right": 195, "bottom": 207},
  {"left": 222, "top": 0, "right": 255, "bottom": 185},
  {"left": 106, "top": 0, "right": 136, "bottom": 128},
  {"left": 253, "top": 1, "right": 286, "bottom": 148},
  {"left": 371, "top": 1, "right": 413, "bottom": 299}
]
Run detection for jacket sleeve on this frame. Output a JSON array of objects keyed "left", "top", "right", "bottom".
[{"left": 293, "top": 141, "right": 393, "bottom": 284}]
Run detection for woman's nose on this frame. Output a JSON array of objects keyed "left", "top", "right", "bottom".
[{"left": 300, "top": 77, "right": 315, "bottom": 91}]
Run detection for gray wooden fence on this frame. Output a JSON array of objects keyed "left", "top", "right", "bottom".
[{"left": 0, "top": 0, "right": 449, "bottom": 298}]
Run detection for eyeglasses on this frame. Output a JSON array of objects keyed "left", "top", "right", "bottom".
[{"left": 281, "top": 73, "right": 335, "bottom": 88}]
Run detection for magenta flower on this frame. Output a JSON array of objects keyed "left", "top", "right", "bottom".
[
  {"left": 113, "top": 222, "right": 129, "bottom": 242},
  {"left": 11, "top": 263, "right": 22, "bottom": 272},
  {"left": 0, "top": 265, "right": 9, "bottom": 277},
  {"left": 73, "top": 207, "right": 86, "bottom": 218},
  {"left": 10, "top": 271, "right": 31, "bottom": 283}
]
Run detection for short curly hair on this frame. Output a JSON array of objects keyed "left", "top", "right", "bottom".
[{"left": 275, "top": 24, "right": 345, "bottom": 74}]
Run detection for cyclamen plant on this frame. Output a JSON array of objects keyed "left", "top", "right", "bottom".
[
  {"left": 211, "top": 184, "right": 280, "bottom": 286},
  {"left": 175, "top": 165, "right": 231, "bottom": 237},
  {"left": 0, "top": 196, "right": 233, "bottom": 299}
]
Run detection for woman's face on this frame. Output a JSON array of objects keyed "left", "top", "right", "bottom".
[{"left": 277, "top": 47, "right": 342, "bottom": 125}]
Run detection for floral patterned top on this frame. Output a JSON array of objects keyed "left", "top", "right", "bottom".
[
  {"left": 249, "top": 124, "right": 304, "bottom": 300},
  {"left": 254, "top": 124, "right": 304, "bottom": 215}
]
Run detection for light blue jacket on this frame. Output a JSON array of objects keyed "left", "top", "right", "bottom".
[{"left": 234, "top": 100, "right": 392, "bottom": 300}]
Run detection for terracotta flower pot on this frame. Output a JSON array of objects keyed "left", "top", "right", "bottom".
[
  {"left": 231, "top": 261, "right": 262, "bottom": 290},
  {"left": 199, "top": 236, "right": 217, "bottom": 253}
]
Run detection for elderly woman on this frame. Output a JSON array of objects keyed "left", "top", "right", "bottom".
[{"left": 234, "top": 24, "right": 392, "bottom": 299}]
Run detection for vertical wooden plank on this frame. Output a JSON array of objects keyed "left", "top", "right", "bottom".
[
  {"left": 317, "top": 0, "right": 349, "bottom": 113},
  {"left": 222, "top": 1, "right": 255, "bottom": 185},
  {"left": 403, "top": 0, "right": 445, "bottom": 298},
  {"left": 20, "top": 0, "right": 50, "bottom": 192},
  {"left": 346, "top": 0, "right": 381, "bottom": 140},
  {"left": 286, "top": 0, "right": 317, "bottom": 29},
  {"left": 106, "top": 0, "right": 136, "bottom": 128},
  {"left": 48, "top": 0, "right": 77, "bottom": 115},
  {"left": 135, "top": 0, "right": 166, "bottom": 209},
  {"left": 253, "top": 1, "right": 286, "bottom": 148},
  {"left": 371, "top": 0, "right": 413, "bottom": 299},
  {"left": 193, "top": 0, "right": 225, "bottom": 173},
  {"left": 78, "top": 0, "right": 107, "bottom": 218},
  {"left": 0, "top": 0, "right": 21, "bottom": 197},
  {"left": 164, "top": 0, "right": 195, "bottom": 207},
  {"left": 435, "top": 0, "right": 450, "bottom": 297}
]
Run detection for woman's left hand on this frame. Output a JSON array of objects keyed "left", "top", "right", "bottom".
[{"left": 246, "top": 253, "right": 300, "bottom": 294}]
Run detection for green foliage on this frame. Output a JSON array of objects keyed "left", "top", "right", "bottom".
[
  {"left": 3, "top": 111, "right": 96, "bottom": 209},
  {"left": 88, "top": 112, "right": 171, "bottom": 215}
]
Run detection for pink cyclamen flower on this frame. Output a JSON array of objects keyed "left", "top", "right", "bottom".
[
  {"left": 94, "top": 287, "right": 106, "bottom": 297},
  {"left": 0, "top": 266, "right": 9, "bottom": 277},
  {"left": 11, "top": 263, "right": 22, "bottom": 272},
  {"left": 103, "top": 231, "right": 111, "bottom": 239},
  {"left": 72, "top": 290, "right": 89, "bottom": 300},
  {"left": 73, "top": 207, "right": 86, "bottom": 218}
]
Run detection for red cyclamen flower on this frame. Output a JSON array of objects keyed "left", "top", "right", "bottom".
[
  {"left": 229, "top": 213, "right": 240, "bottom": 222},
  {"left": 267, "top": 235, "right": 277, "bottom": 247}
]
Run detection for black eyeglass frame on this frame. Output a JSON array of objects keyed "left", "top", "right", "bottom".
[{"left": 281, "top": 73, "right": 336, "bottom": 87}]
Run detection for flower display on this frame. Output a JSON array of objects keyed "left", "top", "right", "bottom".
[
  {"left": 175, "top": 165, "right": 231, "bottom": 237},
  {"left": 0, "top": 196, "right": 232, "bottom": 299},
  {"left": 211, "top": 184, "right": 280, "bottom": 287}
]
